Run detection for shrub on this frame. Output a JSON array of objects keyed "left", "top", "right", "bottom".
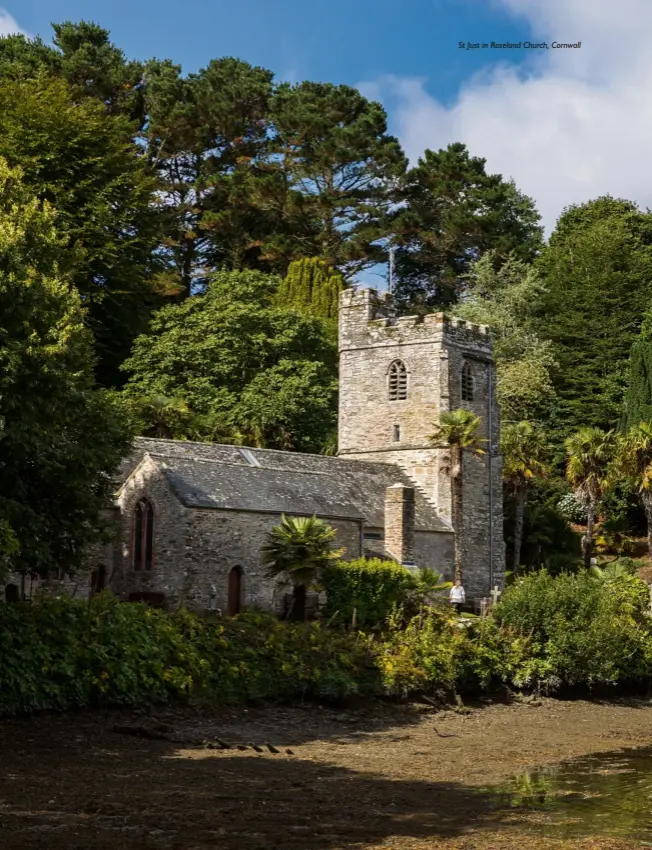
[
  {"left": 321, "top": 557, "right": 416, "bottom": 629},
  {"left": 0, "top": 593, "right": 378, "bottom": 715},
  {"left": 557, "top": 492, "right": 588, "bottom": 523},
  {"left": 376, "top": 608, "right": 458, "bottom": 697},
  {"left": 493, "top": 571, "right": 652, "bottom": 689}
]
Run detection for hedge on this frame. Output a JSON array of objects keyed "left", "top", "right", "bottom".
[
  {"left": 2, "top": 570, "right": 652, "bottom": 716},
  {"left": 321, "top": 557, "right": 415, "bottom": 629}
]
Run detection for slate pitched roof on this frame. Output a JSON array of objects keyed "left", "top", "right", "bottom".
[{"left": 120, "top": 437, "right": 451, "bottom": 533}]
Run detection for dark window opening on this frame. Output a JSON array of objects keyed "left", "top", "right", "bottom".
[
  {"left": 392, "top": 423, "right": 401, "bottom": 442},
  {"left": 461, "top": 361, "right": 474, "bottom": 402},
  {"left": 4, "top": 583, "right": 19, "bottom": 602},
  {"left": 228, "top": 566, "right": 243, "bottom": 616},
  {"left": 388, "top": 360, "right": 408, "bottom": 401},
  {"left": 133, "top": 499, "right": 154, "bottom": 571}
]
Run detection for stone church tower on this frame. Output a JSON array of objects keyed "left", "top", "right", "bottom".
[{"left": 338, "top": 288, "right": 504, "bottom": 596}]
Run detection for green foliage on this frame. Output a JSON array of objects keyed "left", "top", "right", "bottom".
[
  {"left": 517, "top": 500, "right": 582, "bottom": 574},
  {"left": 3, "top": 568, "right": 652, "bottom": 716},
  {"left": 261, "top": 515, "right": 343, "bottom": 591},
  {"left": 0, "top": 520, "right": 18, "bottom": 584},
  {"left": 0, "top": 595, "right": 378, "bottom": 713},
  {"left": 378, "top": 609, "right": 459, "bottom": 697},
  {"left": 0, "top": 22, "right": 146, "bottom": 122},
  {"left": 494, "top": 571, "right": 652, "bottom": 688},
  {"left": 276, "top": 258, "right": 344, "bottom": 322},
  {"left": 267, "top": 81, "right": 407, "bottom": 278},
  {"left": 393, "top": 143, "right": 543, "bottom": 310},
  {"left": 537, "top": 197, "right": 652, "bottom": 439},
  {"left": 321, "top": 558, "right": 418, "bottom": 629},
  {"left": 455, "top": 254, "right": 557, "bottom": 423},
  {"left": 122, "top": 269, "right": 338, "bottom": 452},
  {"left": 565, "top": 427, "right": 616, "bottom": 567},
  {"left": 143, "top": 55, "right": 276, "bottom": 294},
  {"left": 0, "top": 159, "right": 133, "bottom": 578},
  {"left": 621, "top": 310, "right": 652, "bottom": 431},
  {"left": 0, "top": 74, "right": 164, "bottom": 386}
]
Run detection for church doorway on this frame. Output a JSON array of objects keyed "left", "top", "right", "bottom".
[{"left": 227, "top": 566, "right": 243, "bottom": 616}]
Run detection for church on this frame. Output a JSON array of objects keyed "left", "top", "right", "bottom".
[{"left": 7, "top": 288, "right": 505, "bottom": 611}]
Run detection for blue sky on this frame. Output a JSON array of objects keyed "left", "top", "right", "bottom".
[
  {"left": 12, "top": 0, "right": 528, "bottom": 100},
  {"left": 2, "top": 1, "right": 650, "bottom": 239}
]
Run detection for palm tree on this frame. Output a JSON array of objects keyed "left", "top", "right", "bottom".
[
  {"left": 502, "top": 421, "right": 548, "bottom": 575},
  {"left": 261, "top": 514, "right": 343, "bottom": 621},
  {"left": 430, "top": 409, "right": 486, "bottom": 583},
  {"left": 615, "top": 421, "right": 652, "bottom": 557},
  {"left": 564, "top": 427, "right": 615, "bottom": 569}
]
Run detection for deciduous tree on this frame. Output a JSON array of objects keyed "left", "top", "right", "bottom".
[
  {"left": 0, "top": 159, "right": 132, "bottom": 578},
  {"left": 122, "top": 269, "right": 338, "bottom": 452}
]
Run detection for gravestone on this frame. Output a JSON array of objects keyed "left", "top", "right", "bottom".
[{"left": 490, "top": 585, "right": 502, "bottom": 606}]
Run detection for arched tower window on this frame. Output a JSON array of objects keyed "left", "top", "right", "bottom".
[
  {"left": 388, "top": 360, "right": 408, "bottom": 401},
  {"left": 461, "top": 361, "right": 474, "bottom": 402},
  {"left": 133, "top": 499, "right": 154, "bottom": 571}
]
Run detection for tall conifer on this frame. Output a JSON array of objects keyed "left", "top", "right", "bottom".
[{"left": 621, "top": 312, "right": 652, "bottom": 430}]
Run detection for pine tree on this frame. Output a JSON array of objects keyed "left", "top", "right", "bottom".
[{"left": 276, "top": 258, "right": 345, "bottom": 320}]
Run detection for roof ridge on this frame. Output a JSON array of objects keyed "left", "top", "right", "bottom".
[{"left": 159, "top": 454, "right": 336, "bottom": 478}]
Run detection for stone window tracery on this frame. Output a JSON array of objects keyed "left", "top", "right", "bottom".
[
  {"left": 461, "top": 361, "right": 474, "bottom": 402},
  {"left": 388, "top": 360, "right": 408, "bottom": 400},
  {"left": 133, "top": 499, "right": 154, "bottom": 571}
]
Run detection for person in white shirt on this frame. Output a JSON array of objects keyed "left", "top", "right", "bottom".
[{"left": 449, "top": 580, "right": 465, "bottom": 616}]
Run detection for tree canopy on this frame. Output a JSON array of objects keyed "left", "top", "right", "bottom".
[
  {"left": 122, "top": 269, "right": 338, "bottom": 452},
  {"left": 536, "top": 197, "right": 652, "bottom": 439},
  {"left": 0, "top": 159, "right": 132, "bottom": 577},
  {"left": 393, "top": 143, "right": 543, "bottom": 311}
]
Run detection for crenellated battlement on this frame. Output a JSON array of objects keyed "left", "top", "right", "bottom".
[{"left": 339, "top": 287, "right": 492, "bottom": 352}]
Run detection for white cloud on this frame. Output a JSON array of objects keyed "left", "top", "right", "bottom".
[
  {"left": 0, "top": 7, "right": 28, "bottom": 38},
  {"left": 361, "top": 0, "right": 652, "bottom": 233}
]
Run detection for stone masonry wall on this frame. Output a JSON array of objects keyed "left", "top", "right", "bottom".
[
  {"left": 110, "top": 455, "right": 363, "bottom": 615},
  {"left": 181, "top": 511, "right": 362, "bottom": 615},
  {"left": 114, "top": 455, "right": 191, "bottom": 607}
]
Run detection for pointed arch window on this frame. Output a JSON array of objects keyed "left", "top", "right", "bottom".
[
  {"left": 461, "top": 361, "right": 474, "bottom": 402},
  {"left": 133, "top": 499, "right": 154, "bottom": 571},
  {"left": 388, "top": 360, "right": 408, "bottom": 401}
]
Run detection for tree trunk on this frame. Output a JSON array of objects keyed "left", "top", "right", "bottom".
[
  {"left": 289, "top": 584, "right": 307, "bottom": 622},
  {"left": 451, "top": 445, "right": 463, "bottom": 583},
  {"left": 583, "top": 504, "right": 595, "bottom": 570},
  {"left": 642, "top": 490, "right": 652, "bottom": 558},
  {"left": 512, "top": 482, "right": 527, "bottom": 576}
]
